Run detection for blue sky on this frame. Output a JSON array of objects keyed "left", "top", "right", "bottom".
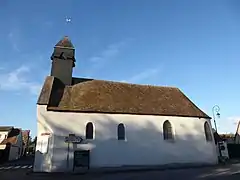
[{"left": 0, "top": 0, "right": 240, "bottom": 137}]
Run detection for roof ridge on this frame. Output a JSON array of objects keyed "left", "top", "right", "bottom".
[
  {"left": 55, "top": 36, "right": 74, "bottom": 49},
  {"left": 112, "top": 80, "right": 178, "bottom": 89},
  {"left": 73, "top": 77, "right": 178, "bottom": 89}
]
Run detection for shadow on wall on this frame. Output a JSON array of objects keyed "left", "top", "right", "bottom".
[{"left": 43, "top": 115, "right": 217, "bottom": 170}]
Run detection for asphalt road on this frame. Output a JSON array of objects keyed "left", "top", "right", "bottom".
[
  {"left": 0, "top": 155, "right": 34, "bottom": 168},
  {"left": 1, "top": 157, "right": 240, "bottom": 180}
]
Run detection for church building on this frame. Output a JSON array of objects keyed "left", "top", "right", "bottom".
[{"left": 34, "top": 36, "right": 218, "bottom": 172}]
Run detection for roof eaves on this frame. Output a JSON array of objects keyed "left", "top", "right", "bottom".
[{"left": 46, "top": 108, "right": 211, "bottom": 119}]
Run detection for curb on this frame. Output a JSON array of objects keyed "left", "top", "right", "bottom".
[
  {"left": 26, "top": 163, "right": 220, "bottom": 176},
  {"left": 88, "top": 164, "right": 220, "bottom": 175}
]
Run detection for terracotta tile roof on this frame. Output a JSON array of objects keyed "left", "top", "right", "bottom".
[
  {"left": 0, "top": 136, "right": 18, "bottom": 145},
  {"left": 0, "top": 126, "right": 14, "bottom": 132},
  {"left": 234, "top": 121, "right": 240, "bottom": 141},
  {"left": 0, "top": 128, "right": 20, "bottom": 145},
  {"left": 37, "top": 76, "right": 210, "bottom": 118},
  {"left": 55, "top": 36, "right": 74, "bottom": 48}
]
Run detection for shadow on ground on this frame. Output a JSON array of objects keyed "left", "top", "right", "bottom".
[{"left": 0, "top": 155, "right": 34, "bottom": 166}]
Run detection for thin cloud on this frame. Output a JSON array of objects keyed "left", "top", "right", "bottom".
[
  {"left": 8, "top": 31, "right": 20, "bottom": 52},
  {"left": 89, "top": 41, "right": 126, "bottom": 63},
  {"left": 227, "top": 117, "right": 240, "bottom": 125},
  {"left": 42, "top": 21, "right": 54, "bottom": 31},
  {"left": 44, "top": 21, "right": 53, "bottom": 27},
  {"left": 86, "top": 39, "right": 133, "bottom": 74},
  {"left": 121, "top": 68, "right": 161, "bottom": 84},
  {"left": 0, "top": 65, "right": 41, "bottom": 95}
]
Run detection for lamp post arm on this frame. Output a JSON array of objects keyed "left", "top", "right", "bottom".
[{"left": 212, "top": 105, "right": 220, "bottom": 133}]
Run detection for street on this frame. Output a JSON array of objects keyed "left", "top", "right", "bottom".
[
  {"left": 1, "top": 157, "right": 240, "bottom": 180},
  {"left": 0, "top": 155, "right": 33, "bottom": 172}
]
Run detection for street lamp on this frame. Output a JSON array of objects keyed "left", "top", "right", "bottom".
[
  {"left": 212, "top": 105, "right": 223, "bottom": 160},
  {"left": 212, "top": 105, "right": 220, "bottom": 132}
]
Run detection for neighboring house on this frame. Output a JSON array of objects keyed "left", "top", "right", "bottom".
[
  {"left": 219, "top": 134, "right": 235, "bottom": 144},
  {"left": 212, "top": 129, "right": 222, "bottom": 145},
  {"left": 34, "top": 37, "right": 218, "bottom": 173},
  {"left": 0, "top": 126, "right": 23, "bottom": 162},
  {"left": 22, "top": 130, "right": 30, "bottom": 156},
  {"left": 234, "top": 121, "right": 240, "bottom": 144}
]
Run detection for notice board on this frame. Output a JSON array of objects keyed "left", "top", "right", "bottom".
[{"left": 74, "top": 150, "right": 90, "bottom": 169}]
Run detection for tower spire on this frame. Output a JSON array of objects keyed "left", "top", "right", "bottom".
[
  {"left": 50, "top": 36, "right": 76, "bottom": 85},
  {"left": 55, "top": 36, "right": 74, "bottom": 49}
]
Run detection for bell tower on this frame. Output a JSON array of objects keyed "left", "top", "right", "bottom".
[{"left": 50, "top": 36, "right": 76, "bottom": 85}]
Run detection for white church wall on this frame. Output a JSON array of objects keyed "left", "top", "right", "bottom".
[
  {"left": 34, "top": 112, "right": 54, "bottom": 172},
  {"left": 35, "top": 105, "right": 218, "bottom": 172}
]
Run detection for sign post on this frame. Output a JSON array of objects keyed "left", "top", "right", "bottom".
[
  {"left": 65, "top": 134, "right": 83, "bottom": 144},
  {"left": 65, "top": 134, "right": 84, "bottom": 171}
]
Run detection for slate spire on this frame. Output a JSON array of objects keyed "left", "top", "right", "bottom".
[
  {"left": 50, "top": 36, "right": 76, "bottom": 85},
  {"left": 55, "top": 36, "right": 74, "bottom": 49}
]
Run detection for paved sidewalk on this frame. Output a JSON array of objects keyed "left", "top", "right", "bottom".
[
  {"left": 26, "top": 159, "right": 240, "bottom": 178},
  {"left": 21, "top": 163, "right": 240, "bottom": 180},
  {"left": 1, "top": 162, "right": 240, "bottom": 180}
]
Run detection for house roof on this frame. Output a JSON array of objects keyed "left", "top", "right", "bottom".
[
  {"left": 37, "top": 76, "right": 210, "bottom": 118},
  {"left": 234, "top": 121, "right": 240, "bottom": 140},
  {"left": 0, "top": 126, "right": 14, "bottom": 132},
  {"left": 236, "top": 121, "right": 240, "bottom": 133},
  {"left": 0, "top": 128, "right": 20, "bottom": 145},
  {"left": 55, "top": 36, "right": 74, "bottom": 49},
  {"left": 213, "top": 132, "right": 223, "bottom": 144},
  {"left": 0, "top": 136, "right": 18, "bottom": 145}
]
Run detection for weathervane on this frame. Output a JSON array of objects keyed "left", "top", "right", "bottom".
[
  {"left": 64, "top": 17, "right": 72, "bottom": 36},
  {"left": 66, "top": 17, "right": 71, "bottom": 23}
]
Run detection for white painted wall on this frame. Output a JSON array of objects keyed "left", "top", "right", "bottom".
[
  {"left": 0, "top": 131, "right": 8, "bottom": 143},
  {"left": 8, "top": 146, "right": 20, "bottom": 161},
  {"left": 8, "top": 131, "right": 23, "bottom": 161},
  {"left": 0, "top": 131, "right": 8, "bottom": 150},
  {"left": 0, "top": 130, "right": 23, "bottom": 161},
  {"left": 34, "top": 105, "right": 218, "bottom": 172}
]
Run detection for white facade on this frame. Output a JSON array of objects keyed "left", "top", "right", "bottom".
[
  {"left": 0, "top": 131, "right": 9, "bottom": 150},
  {"left": 8, "top": 143, "right": 22, "bottom": 161},
  {"left": 34, "top": 105, "right": 218, "bottom": 172},
  {"left": 12, "top": 131, "right": 23, "bottom": 160}
]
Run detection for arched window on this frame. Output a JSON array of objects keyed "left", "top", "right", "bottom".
[
  {"left": 204, "top": 122, "right": 212, "bottom": 142},
  {"left": 163, "top": 120, "right": 173, "bottom": 140},
  {"left": 86, "top": 122, "right": 94, "bottom": 139},
  {"left": 117, "top": 123, "right": 125, "bottom": 140}
]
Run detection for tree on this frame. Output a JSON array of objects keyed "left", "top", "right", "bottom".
[
  {"left": 27, "top": 136, "right": 37, "bottom": 154},
  {"left": 33, "top": 136, "right": 37, "bottom": 146}
]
